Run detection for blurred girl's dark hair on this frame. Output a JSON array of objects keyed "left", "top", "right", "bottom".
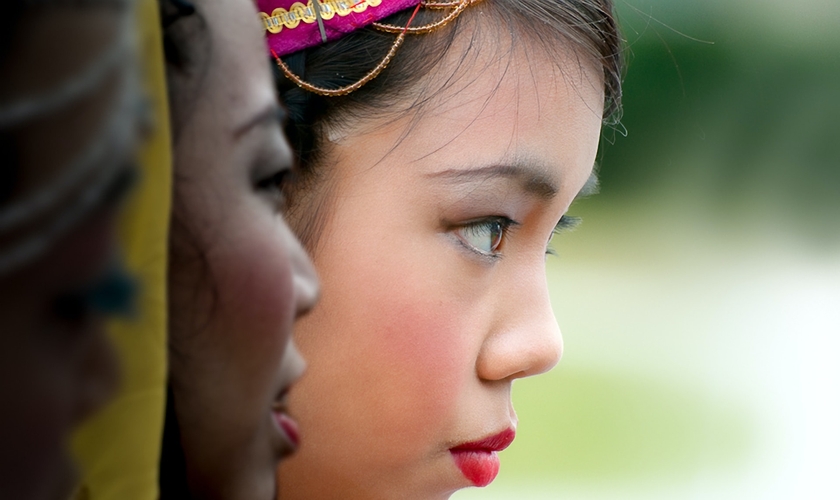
[
  {"left": 0, "top": 1, "right": 25, "bottom": 203},
  {"left": 156, "top": 1, "right": 206, "bottom": 497},
  {"left": 0, "top": 2, "right": 23, "bottom": 65},
  {"left": 158, "top": 0, "right": 210, "bottom": 142},
  {"left": 275, "top": 0, "right": 623, "bottom": 250}
]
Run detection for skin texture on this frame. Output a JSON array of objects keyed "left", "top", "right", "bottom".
[
  {"left": 278, "top": 30, "right": 605, "bottom": 500},
  {"left": 0, "top": 8, "right": 138, "bottom": 500},
  {"left": 165, "top": 0, "right": 318, "bottom": 499}
]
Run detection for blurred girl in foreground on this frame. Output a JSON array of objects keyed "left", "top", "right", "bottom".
[
  {"left": 259, "top": 0, "right": 623, "bottom": 498},
  {"left": 0, "top": 0, "right": 146, "bottom": 498},
  {"left": 157, "top": 0, "right": 319, "bottom": 498}
]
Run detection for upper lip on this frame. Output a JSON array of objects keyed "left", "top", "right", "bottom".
[{"left": 450, "top": 428, "right": 516, "bottom": 452}]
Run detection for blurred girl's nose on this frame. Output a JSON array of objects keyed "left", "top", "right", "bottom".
[{"left": 289, "top": 232, "right": 319, "bottom": 319}]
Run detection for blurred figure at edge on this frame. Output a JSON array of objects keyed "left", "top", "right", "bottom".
[{"left": 0, "top": 0, "right": 148, "bottom": 499}]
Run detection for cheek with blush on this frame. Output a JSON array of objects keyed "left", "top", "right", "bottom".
[{"left": 364, "top": 285, "right": 472, "bottom": 442}]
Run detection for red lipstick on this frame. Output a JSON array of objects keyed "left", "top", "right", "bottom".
[
  {"left": 274, "top": 411, "right": 300, "bottom": 448},
  {"left": 450, "top": 428, "right": 515, "bottom": 487},
  {"left": 272, "top": 388, "right": 300, "bottom": 450}
]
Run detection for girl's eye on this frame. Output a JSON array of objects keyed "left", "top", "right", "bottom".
[
  {"left": 257, "top": 167, "right": 291, "bottom": 192},
  {"left": 454, "top": 217, "right": 515, "bottom": 256}
]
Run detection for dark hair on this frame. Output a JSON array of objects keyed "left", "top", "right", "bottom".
[
  {"left": 0, "top": 2, "right": 23, "bottom": 66},
  {"left": 156, "top": 1, "right": 205, "bottom": 497},
  {"left": 159, "top": 0, "right": 210, "bottom": 142},
  {"left": 0, "top": 1, "right": 25, "bottom": 204},
  {"left": 276, "top": 0, "right": 623, "bottom": 250},
  {"left": 157, "top": 0, "right": 218, "bottom": 342}
]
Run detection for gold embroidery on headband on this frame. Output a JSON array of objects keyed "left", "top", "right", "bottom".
[
  {"left": 261, "top": 0, "right": 382, "bottom": 34},
  {"left": 275, "top": 0, "right": 480, "bottom": 97}
]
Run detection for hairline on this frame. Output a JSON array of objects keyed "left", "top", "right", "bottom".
[{"left": 287, "top": 1, "right": 618, "bottom": 252}]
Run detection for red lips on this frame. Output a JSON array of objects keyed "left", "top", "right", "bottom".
[
  {"left": 451, "top": 428, "right": 516, "bottom": 453},
  {"left": 275, "top": 412, "right": 300, "bottom": 448},
  {"left": 450, "top": 428, "right": 515, "bottom": 487}
]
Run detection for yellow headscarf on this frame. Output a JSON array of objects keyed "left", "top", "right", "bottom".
[{"left": 70, "top": 0, "right": 171, "bottom": 498}]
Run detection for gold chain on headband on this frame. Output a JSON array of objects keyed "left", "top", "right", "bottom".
[
  {"left": 371, "top": 0, "right": 469, "bottom": 34},
  {"left": 274, "top": 0, "right": 476, "bottom": 97}
]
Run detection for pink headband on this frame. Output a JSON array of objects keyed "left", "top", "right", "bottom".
[{"left": 257, "top": 0, "right": 422, "bottom": 57}]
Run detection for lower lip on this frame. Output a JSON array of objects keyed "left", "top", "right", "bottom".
[
  {"left": 450, "top": 449, "right": 500, "bottom": 487},
  {"left": 450, "top": 428, "right": 515, "bottom": 487},
  {"left": 273, "top": 412, "right": 300, "bottom": 448}
]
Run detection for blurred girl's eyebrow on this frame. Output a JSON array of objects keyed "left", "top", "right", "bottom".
[{"left": 233, "top": 103, "right": 285, "bottom": 138}]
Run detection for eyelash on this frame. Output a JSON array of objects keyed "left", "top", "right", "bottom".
[
  {"left": 453, "top": 214, "right": 581, "bottom": 260},
  {"left": 546, "top": 215, "right": 581, "bottom": 257}
]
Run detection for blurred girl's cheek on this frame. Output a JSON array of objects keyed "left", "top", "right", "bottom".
[{"left": 211, "top": 226, "right": 297, "bottom": 345}]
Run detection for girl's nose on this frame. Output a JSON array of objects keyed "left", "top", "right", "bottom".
[{"left": 475, "top": 269, "right": 563, "bottom": 382}]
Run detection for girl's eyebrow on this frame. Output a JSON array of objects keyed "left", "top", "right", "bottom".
[{"left": 426, "top": 163, "right": 559, "bottom": 201}]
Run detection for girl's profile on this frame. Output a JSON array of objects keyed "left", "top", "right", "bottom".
[
  {"left": 258, "top": 0, "right": 623, "bottom": 498},
  {"left": 157, "top": 0, "right": 318, "bottom": 498}
]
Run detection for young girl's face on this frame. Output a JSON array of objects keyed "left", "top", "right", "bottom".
[
  {"left": 166, "top": 0, "right": 317, "bottom": 498},
  {"left": 279, "top": 40, "right": 605, "bottom": 499}
]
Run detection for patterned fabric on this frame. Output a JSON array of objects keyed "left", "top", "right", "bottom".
[{"left": 258, "top": 0, "right": 420, "bottom": 56}]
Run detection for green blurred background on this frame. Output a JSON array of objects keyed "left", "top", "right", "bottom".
[{"left": 456, "top": 0, "right": 840, "bottom": 498}]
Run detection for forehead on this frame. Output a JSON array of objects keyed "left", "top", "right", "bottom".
[
  {"left": 198, "top": 0, "right": 276, "bottom": 123},
  {"left": 343, "top": 33, "right": 605, "bottom": 200},
  {"left": 424, "top": 25, "right": 604, "bottom": 135}
]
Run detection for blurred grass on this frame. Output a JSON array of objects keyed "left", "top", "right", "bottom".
[
  {"left": 456, "top": 199, "right": 840, "bottom": 500},
  {"left": 603, "top": 0, "right": 840, "bottom": 244},
  {"left": 504, "top": 366, "right": 752, "bottom": 483}
]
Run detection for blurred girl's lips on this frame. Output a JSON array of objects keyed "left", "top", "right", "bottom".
[
  {"left": 449, "top": 428, "right": 515, "bottom": 487},
  {"left": 273, "top": 411, "right": 300, "bottom": 448},
  {"left": 272, "top": 389, "right": 300, "bottom": 451}
]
